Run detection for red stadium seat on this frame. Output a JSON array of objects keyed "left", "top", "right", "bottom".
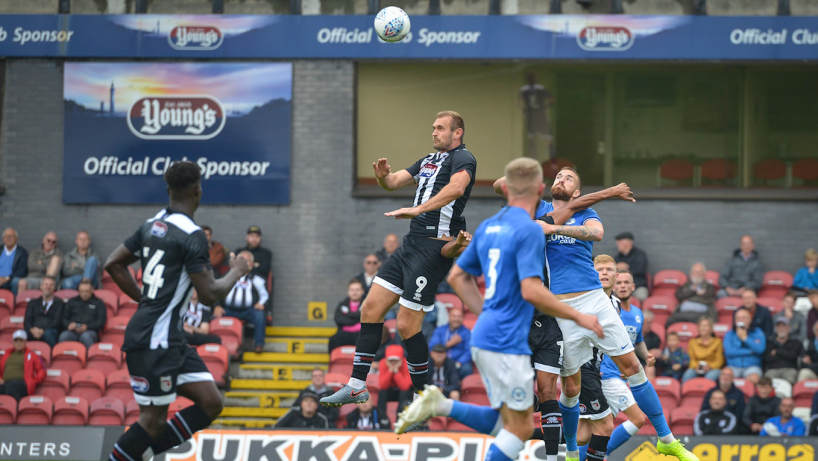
[
  {"left": 87, "top": 343, "right": 123, "bottom": 375},
  {"left": 463, "top": 317, "right": 477, "bottom": 330},
  {"left": 713, "top": 323, "right": 730, "bottom": 339},
  {"left": 0, "top": 395, "right": 17, "bottom": 424},
  {"left": 209, "top": 317, "right": 243, "bottom": 358},
  {"left": 0, "top": 289, "right": 14, "bottom": 318},
  {"left": 629, "top": 297, "right": 641, "bottom": 309},
  {"left": 89, "top": 397, "right": 125, "bottom": 426},
  {"left": 759, "top": 271, "right": 793, "bottom": 299},
  {"left": 659, "top": 159, "right": 694, "bottom": 187},
  {"left": 197, "top": 344, "right": 229, "bottom": 387},
  {"left": 758, "top": 297, "right": 784, "bottom": 314},
  {"left": 16, "top": 290, "right": 42, "bottom": 304},
  {"left": 117, "top": 294, "right": 139, "bottom": 318},
  {"left": 168, "top": 397, "right": 194, "bottom": 419},
  {"left": 652, "top": 376, "right": 681, "bottom": 408},
  {"left": 649, "top": 323, "right": 665, "bottom": 349},
  {"left": 337, "top": 404, "right": 357, "bottom": 428},
  {"left": 53, "top": 396, "right": 89, "bottom": 425},
  {"left": 679, "top": 377, "right": 714, "bottom": 407},
  {"left": 461, "top": 374, "right": 487, "bottom": 404},
  {"left": 428, "top": 416, "right": 448, "bottom": 431},
  {"left": 667, "top": 322, "right": 698, "bottom": 348},
  {"left": 324, "top": 372, "right": 348, "bottom": 389},
  {"left": 330, "top": 345, "right": 356, "bottom": 365},
  {"left": 642, "top": 296, "right": 678, "bottom": 326},
  {"left": 70, "top": 369, "right": 106, "bottom": 402},
  {"left": 328, "top": 362, "right": 353, "bottom": 376},
  {"left": 17, "top": 395, "right": 53, "bottom": 425},
  {"left": 0, "top": 316, "right": 25, "bottom": 342},
  {"left": 125, "top": 400, "right": 140, "bottom": 425},
  {"left": 384, "top": 319, "right": 397, "bottom": 339},
  {"left": 753, "top": 159, "right": 786, "bottom": 186},
  {"left": 700, "top": 158, "right": 736, "bottom": 186},
  {"left": 95, "top": 289, "right": 119, "bottom": 317},
  {"left": 26, "top": 340, "right": 51, "bottom": 366},
  {"left": 670, "top": 406, "right": 698, "bottom": 436},
  {"left": 11, "top": 303, "right": 27, "bottom": 317},
  {"left": 51, "top": 341, "right": 87, "bottom": 376},
  {"left": 651, "top": 270, "right": 688, "bottom": 297},
  {"left": 38, "top": 368, "right": 71, "bottom": 402},
  {"left": 435, "top": 293, "right": 463, "bottom": 312},
  {"left": 105, "top": 369, "right": 134, "bottom": 403},
  {"left": 793, "top": 158, "right": 818, "bottom": 186},
  {"left": 793, "top": 380, "right": 818, "bottom": 408},
  {"left": 54, "top": 289, "right": 78, "bottom": 303},
  {"left": 705, "top": 270, "right": 720, "bottom": 291},
  {"left": 733, "top": 378, "right": 755, "bottom": 398},
  {"left": 101, "top": 316, "right": 130, "bottom": 347},
  {"left": 447, "top": 419, "right": 477, "bottom": 432},
  {"left": 716, "top": 297, "right": 742, "bottom": 314}
]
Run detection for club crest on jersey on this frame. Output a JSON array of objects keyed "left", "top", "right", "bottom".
[
  {"left": 565, "top": 218, "right": 576, "bottom": 225},
  {"left": 127, "top": 96, "right": 226, "bottom": 140},
  {"left": 160, "top": 375, "right": 173, "bottom": 392},
  {"left": 151, "top": 221, "right": 168, "bottom": 238},
  {"left": 579, "top": 404, "right": 587, "bottom": 413},
  {"left": 577, "top": 26, "right": 634, "bottom": 51},
  {"left": 130, "top": 376, "right": 149, "bottom": 393},
  {"left": 511, "top": 387, "right": 526, "bottom": 402},
  {"left": 418, "top": 163, "right": 439, "bottom": 178},
  {"left": 168, "top": 25, "right": 224, "bottom": 50},
  {"left": 591, "top": 399, "right": 601, "bottom": 411}
]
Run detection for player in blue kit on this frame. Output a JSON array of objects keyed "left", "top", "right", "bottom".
[
  {"left": 394, "top": 158, "right": 602, "bottom": 461},
  {"left": 496, "top": 167, "right": 697, "bottom": 461}
]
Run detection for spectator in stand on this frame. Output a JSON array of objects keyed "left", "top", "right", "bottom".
[
  {"left": 613, "top": 232, "right": 649, "bottom": 301},
  {"left": 237, "top": 226, "right": 272, "bottom": 282},
  {"left": 428, "top": 343, "right": 461, "bottom": 400},
  {"left": 294, "top": 368, "right": 339, "bottom": 424},
  {"left": 763, "top": 317, "right": 803, "bottom": 385},
  {"left": 742, "top": 377, "right": 780, "bottom": 435},
  {"left": 725, "top": 308, "right": 766, "bottom": 383},
  {"left": 0, "top": 228, "right": 28, "bottom": 295},
  {"left": 701, "top": 368, "right": 746, "bottom": 422},
  {"left": 18, "top": 232, "right": 63, "bottom": 292},
  {"left": 429, "top": 307, "right": 472, "bottom": 378},
  {"left": 274, "top": 391, "right": 329, "bottom": 429},
  {"left": 682, "top": 316, "right": 724, "bottom": 382},
  {"left": 760, "top": 398, "right": 805, "bottom": 436},
  {"left": 218, "top": 251, "right": 269, "bottom": 353},
  {"left": 807, "top": 290, "right": 818, "bottom": 341},
  {"left": 345, "top": 398, "right": 389, "bottom": 430},
  {"left": 328, "top": 280, "right": 365, "bottom": 352},
  {"left": 183, "top": 289, "right": 221, "bottom": 346},
  {"left": 0, "top": 330, "right": 46, "bottom": 401},
  {"left": 792, "top": 249, "right": 818, "bottom": 295},
  {"left": 60, "top": 231, "right": 99, "bottom": 289},
  {"left": 354, "top": 254, "right": 381, "bottom": 295},
  {"left": 658, "top": 332, "right": 689, "bottom": 380},
  {"left": 377, "top": 344, "right": 413, "bottom": 428},
  {"left": 669, "top": 263, "right": 717, "bottom": 326},
  {"left": 58, "top": 278, "right": 105, "bottom": 348},
  {"left": 375, "top": 234, "right": 400, "bottom": 263},
  {"left": 642, "top": 310, "right": 662, "bottom": 380},
  {"left": 775, "top": 292, "right": 807, "bottom": 343},
  {"left": 718, "top": 235, "right": 763, "bottom": 299},
  {"left": 201, "top": 226, "right": 227, "bottom": 274},
  {"left": 694, "top": 390, "right": 738, "bottom": 436},
  {"left": 797, "top": 321, "right": 818, "bottom": 382},
  {"left": 23, "top": 276, "right": 63, "bottom": 347},
  {"left": 739, "top": 289, "right": 774, "bottom": 338}
]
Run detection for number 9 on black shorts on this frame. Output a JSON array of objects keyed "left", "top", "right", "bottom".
[
  {"left": 127, "top": 345, "right": 214, "bottom": 406},
  {"left": 373, "top": 236, "right": 453, "bottom": 312}
]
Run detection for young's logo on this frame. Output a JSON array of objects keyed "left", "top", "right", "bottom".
[
  {"left": 151, "top": 221, "right": 167, "bottom": 238},
  {"left": 418, "top": 163, "right": 439, "bottom": 178},
  {"left": 577, "top": 26, "right": 634, "bottom": 51},
  {"left": 168, "top": 26, "right": 223, "bottom": 50},
  {"left": 130, "top": 376, "right": 149, "bottom": 393},
  {"left": 127, "top": 96, "right": 226, "bottom": 140}
]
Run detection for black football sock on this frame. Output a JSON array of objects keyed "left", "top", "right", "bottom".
[
  {"left": 110, "top": 423, "right": 154, "bottom": 461},
  {"left": 586, "top": 434, "right": 611, "bottom": 461},
  {"left": 540, "top": 399, "right": 562, "bottom": 457},
  {"left": 351, "top": 322, "right": 384, "bottom": 382},
  {"left": 403, "top": 331, "right": 430, "bottom": 392},
  {"left": 151, "top": 404, "right": 213, "bottom": 456}
]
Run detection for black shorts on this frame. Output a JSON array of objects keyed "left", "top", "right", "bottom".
[
  {"left": 578, "top": 363, "right": 611, "bottom": 420},
  {"left": 528, "top": 314, "right": 563, "bottom": 375},
  {"left": 126, "top": 345, "right": 213, "bottom": 406},
  {"left": 374, "top": 235, "right": 453, "bottom": 311}
]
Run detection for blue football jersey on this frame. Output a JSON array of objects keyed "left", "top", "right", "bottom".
[
  {"left": 456, "top": 206, "right": 545, "bottom": 355},
  {"left": 535, "top": 201, "right": 602, "bottom": 295},
  {"left": 600, "top": 304, "right": 645, "bottom": 380}
]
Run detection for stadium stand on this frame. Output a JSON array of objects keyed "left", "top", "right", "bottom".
[
  {"left": 89, "top": 397, "right": 125, "bottom": 426},
  {"left": 642, "top": 295, "right": 678, "bottom": 326},
  {"left": 793, "top": 380, "right": 818, "bottom": 408},
  {"left": 69, "top": 369, "right": 106, "bottom": 402},
  {"left": 670, "top": 406, "right": 698, "bottom": 435},
  {"left": 38, "top": 369, "right": 70, "bottom": 402},
  {"left": 197, "top": 344, "right": 229, "bottom": 387},
  {"left": 0, "top": 395, "right": 17, "bottom": 424},
  {"left": 51, "top": 341, "right": 86, "bottom": 376},
  {"left": 100, "top": 316, "right": 129, "bottom": 347},
  {"left": 652, "top": 376, "right": 681, "bottom": 408},
  {"left": 53, "top": 396, "right": 89, "bottom": 426},
  {"left": 680, "top": 377, "right": 713, "bottom": 408},
  {"left": 210, "top": 316, "right": 243, "bottom": 358},
  {"left": 86, "top": 343, "right": 123, "bottom": 375},
  {"left": 759, "top": 271, "right": 794, "bottom": 299},
  {"left": 104, "top": 369, "right": 133, "bottom": 403},
  {"left": 0, "top": 289, "right": 13, "bottom": 318},
  {"left": 17, "top": 396, "right": 53, "bottom": 425},
  {"left": 651, "top": 270, "right": 687, "bottom": 297},
  {"left": 0, "top": 316, "right": 24, "bottom": 342},
  {"left": 54, "top": 289, "right": 78, "bottom": 303},
  {"left": 27, "top": 340, "right": 51, "bottom": 366}
]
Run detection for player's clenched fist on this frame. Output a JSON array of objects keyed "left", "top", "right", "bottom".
[{"left": 230, "top": 252, "right": 252, "bottom": 276}]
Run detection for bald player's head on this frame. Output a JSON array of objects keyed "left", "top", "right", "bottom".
[
  {"left": 239, "top": 250, "right": 255, "bottom": 265},
  {"left": 503, "top": 158, "right": 544, "bottom": 198}
]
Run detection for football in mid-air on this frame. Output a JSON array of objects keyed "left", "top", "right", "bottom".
[{"left": 374, "top": 6, "right": 411, "bottom": 43}]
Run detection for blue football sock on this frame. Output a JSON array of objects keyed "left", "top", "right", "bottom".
[
  {"left": 450, "top": 401, "right": 501, "bottom": 435},
  {"left": 630, "top": 381, "right": 671, "bottom": 437},
  {"left": 484, "top": 443, "right": 513, "bottom": 461},
  {"left": 608, "top": 421, "right": 637, "bottom": 453},
  {"left": 558, "top": 399, "right": 580, "bottom": 452},
  {"left": 578, "top": 445, "right": 588, "bottom": 461}
]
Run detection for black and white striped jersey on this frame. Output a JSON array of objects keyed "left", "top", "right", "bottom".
[
  {"left": 122, "top": 208, "right": 212, "bottom": 351},
  {"left": 404, "top": 144, "right": 477, "bottom": 239},
  {"left": 221, "top": 274, "right": 269, "bottom": 310}
]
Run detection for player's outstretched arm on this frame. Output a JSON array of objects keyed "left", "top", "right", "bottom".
[
  {"left": 384, "top": 170, "right": 471, "bottom": 220},
  {"left": 104, "top": 245, "right": 142, "bottom": 303},
  {"left": 537, "top": 219, "right": 604, "bottom": 242},
  {"left": 373, "top": 158, "right": 416, "bottom": 191},
  {"left": 520, "top": 277, "right": 604, "bottom": 338},
  {"left": 440, "top": 231, "right": 472, "bottom": 258},
  {"left": 190, "top": 252, "right": 252, "bottom": 306},
  {"left": 544, "top": 183, "right": 635, "bottom": 225},
  {"left": 447, "top": 264, "right": 484, "bottom": 316}
]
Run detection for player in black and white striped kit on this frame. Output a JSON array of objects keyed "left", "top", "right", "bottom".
[
  {"left": 103, "top": 161, "right": 251, "bottom": 461},
  {"left": 322, "top": 110, "right": 476, "bottom": 407}
]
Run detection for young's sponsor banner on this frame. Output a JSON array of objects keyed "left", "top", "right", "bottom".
[
  {"left": 63, "top": 62, "right": 292, "bottom": 204},
  {"left": 0, "top": 15, "right": 818, "bottom": 60}
]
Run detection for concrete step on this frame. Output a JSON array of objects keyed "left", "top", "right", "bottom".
[
  {"left": 221, "top": 407, "right": 289, "bottom": 418},
  {"left": 237, "top": 363, "right": 326, "bottom": 380},
  {"left": 230, "top": 379, "right": 311, "bottom": 391},
  {"left": 263, "top": 337, "right": 328, "bottom": 354},
  {"left": 265, "top": 326, "right": 336, "bottom": 338},
  {"left": 224, "top": 391, "right": 299, "bottom": 408},
  {"left": 242, "top": 351, "right": 329, "bottom": 364}
]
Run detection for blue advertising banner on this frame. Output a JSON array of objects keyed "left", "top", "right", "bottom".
[
  {"left": 0, "top": 15, "right": 817, "bottom": 60},
  {"left": 63, "top": 62, "right": 292, "bottom": 204}
]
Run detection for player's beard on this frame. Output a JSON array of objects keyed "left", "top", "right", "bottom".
[{"left": 550, "top": 184, "right": 572, "bottom": 201}]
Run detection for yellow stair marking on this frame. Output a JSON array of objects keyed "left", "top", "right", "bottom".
[
  {"left": 213, "top": 418, "right": 277, "bottom": 428},
  {"left": 221, "top": 407, "right": 289, "bottom": 418},
  {"left": 230, "top": 379, "right": 311, "bottom": 390},
  {"left": 225, "top": 391, "right": 299, "bottom": 408},
  {"left": 242, "top": 352, "right": 328, "bottom": 363},
  {"left": 265, "top": 326, "right": 336, "bottom": 338}
]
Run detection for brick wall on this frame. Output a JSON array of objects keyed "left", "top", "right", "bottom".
[{"left": 1, "top": 60, "right": 816, "bottom": 326}]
